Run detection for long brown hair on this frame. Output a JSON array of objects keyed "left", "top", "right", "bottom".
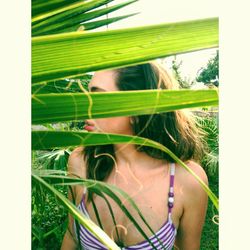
[{"left": 84, "top": 62, "right": 205, "bottom": 183}]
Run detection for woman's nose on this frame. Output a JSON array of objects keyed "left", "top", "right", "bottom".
[{"left": 85, "top": 119, "right": 95, "bottom": 126}]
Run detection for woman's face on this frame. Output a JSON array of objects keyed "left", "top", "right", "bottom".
[{"left": 84, "top": 70, "right": 133, "bottom": 135}]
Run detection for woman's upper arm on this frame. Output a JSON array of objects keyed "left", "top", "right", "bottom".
[
  {"left": 67, "top": 146, "right": 86, "bottom": 204},
  {"left": 175, "top": 162, "right": 208, "bottom": 250},
  {"left": 67, "top": 146, "right": 86, "bottom": 179},
  {"left": 61, "top": 146, "right": 86, "bottom": 250}
]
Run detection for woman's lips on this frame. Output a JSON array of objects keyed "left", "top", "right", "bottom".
[
  {"left": 84, "top": 125, "right": 95, "bottom": 131},
  {"left": 84, "top": 120, "right": 95, "bottom": 131}
]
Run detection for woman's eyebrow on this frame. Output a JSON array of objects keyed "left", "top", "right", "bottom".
[{"left": 89, "top": 86, "right": 106, "bottom": 92}]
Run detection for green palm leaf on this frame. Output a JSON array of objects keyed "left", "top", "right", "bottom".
[
  {"left": 32, "top": 89, "right": 218, "bottom": 124},
  {"left": 32, "top": 0, "right": 113, "bottom": 23},
  {"left": 32, "top": 17, "right": 218, "bottom": 83},
  {"left": 32, "top": 0, "right": 80, "bottom": 19},
  {"left": 32, "top": 76, "right": 91, "bottom": 94},
  {"left": 32, "top": 0, "right": 137, "bottom": 36},
  {"left": 56, "top": 13, "right": 138, "bottom": 33}
]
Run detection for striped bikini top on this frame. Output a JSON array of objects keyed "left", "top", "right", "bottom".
[{"left": 75, "top": 163, "right": 177, "bottom": 250}]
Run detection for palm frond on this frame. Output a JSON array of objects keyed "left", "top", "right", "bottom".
[
  {"left": 32, "top": 0, "right": 137, "bottom": 36},
  {"left": 32, "top": 17, "right": 218, "bottom": 83},
  {"left": 32, "top": 89, "right": 218, "bottom": 124}
]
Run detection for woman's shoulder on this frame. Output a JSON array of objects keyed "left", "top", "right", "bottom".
[
  {"left": 67, "top": 146, "right": 86, "bottom": 179},
  {"left": 173, "top": 162, "right": 209, "bottom": 248},
  {"left": 176, "top": 160, "right": 208, "bottom": 185},
  {"left": 176, "top": 160, "right": 208, "bottom": 204}
]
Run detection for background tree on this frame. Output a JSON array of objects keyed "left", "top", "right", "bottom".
[
  {"left": 171, "top": 56, "right": 195, "bottom": 89},
  {"left": 196, "top": 50, "right": 219, "bottom": 87}
]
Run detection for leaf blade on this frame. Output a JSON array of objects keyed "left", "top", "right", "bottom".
[
  {"left": 32, "top": 18, "right": 218, "bottom": 83},
  {"left": 32, "top": 89, "right": 218, "bottom": 124}
]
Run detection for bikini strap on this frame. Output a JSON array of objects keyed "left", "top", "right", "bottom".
[
  {"left": 168, "top": 163, "right": 175, "bottom": 221},
  {"left": 79, "top": 187, "right": 90, "bottom": 218}
]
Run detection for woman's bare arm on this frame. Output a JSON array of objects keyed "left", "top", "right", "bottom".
[
  {"left": 174, "top": 162, "right": 208, "bottom": 250},
  {"left": 61, "top": 147, "right": 86, "bottom": 250}
]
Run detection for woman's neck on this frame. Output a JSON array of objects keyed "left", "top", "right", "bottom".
[
  {"left": 107, "top": 144, "right": 168, "bottom": 190},
  {"left": 114, "top": 144, "right": 165, "bottom": 171}
]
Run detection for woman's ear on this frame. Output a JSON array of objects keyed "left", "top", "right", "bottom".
[{"left": 130, "top": 117, "right": 139, "bottom": 125}]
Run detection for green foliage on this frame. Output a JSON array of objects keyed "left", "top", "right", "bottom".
[
  {"left": 171, "top": 57, "right": 195, "bottom": 89},
  {"left": 197, "top": 113, "right": 219, "bottom": 176},
  {"left": 32, "top": 0, "right": 138, "bottom": 36},
  {"left": 33, "top": 149, "right": 71, "bottom": 170},
  {"left": 32, "top": 171, "right": 68, "bottom": 249},
  {"left": 31, "top": 151, "right": 68, "bottom": 250},
  {"left": 196, "top": 50, "right": 219, "bottom": 87},
  {"left": 201, "top": 173, "right": 219, "bottom": 249}
]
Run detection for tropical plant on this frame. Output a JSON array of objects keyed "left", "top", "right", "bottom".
[
  {"left": 32, "top": 0, "right": 138, "bottom": 36},
  {"left": 196, "top": 50, "right": 219, "bottom": 87},
  {"left": 32, "top": 0, "right": 219, "bottom": 249},
  {"left": 198, "top": 114, "right": 219, "bottom": 176},
  {"left": 32, "top": 178, "right": 68, "bottom": 249}
]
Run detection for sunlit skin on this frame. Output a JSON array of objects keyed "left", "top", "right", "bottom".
[{"left": 61, "top": 70, "right": 208, "bottom": 250}]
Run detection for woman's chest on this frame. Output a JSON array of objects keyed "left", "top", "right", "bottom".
[{"left": 85, "top": 173, "right": 183, "bottom": 246}]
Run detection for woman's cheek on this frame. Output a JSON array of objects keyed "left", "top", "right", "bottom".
[
  {"left": 113, "top": 117, "right": 133, "bottom": 134},
  {"left": 95, "top": 117, "right": 132, "bottom": 134}
]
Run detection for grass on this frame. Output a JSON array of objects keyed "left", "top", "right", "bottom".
[{"left": 200, "top": 171, "right": 219, "bottom": 249}]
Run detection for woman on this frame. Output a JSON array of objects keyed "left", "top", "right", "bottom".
[{"left": 61, "top": 62, "right": 208, "bottom": 250}]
